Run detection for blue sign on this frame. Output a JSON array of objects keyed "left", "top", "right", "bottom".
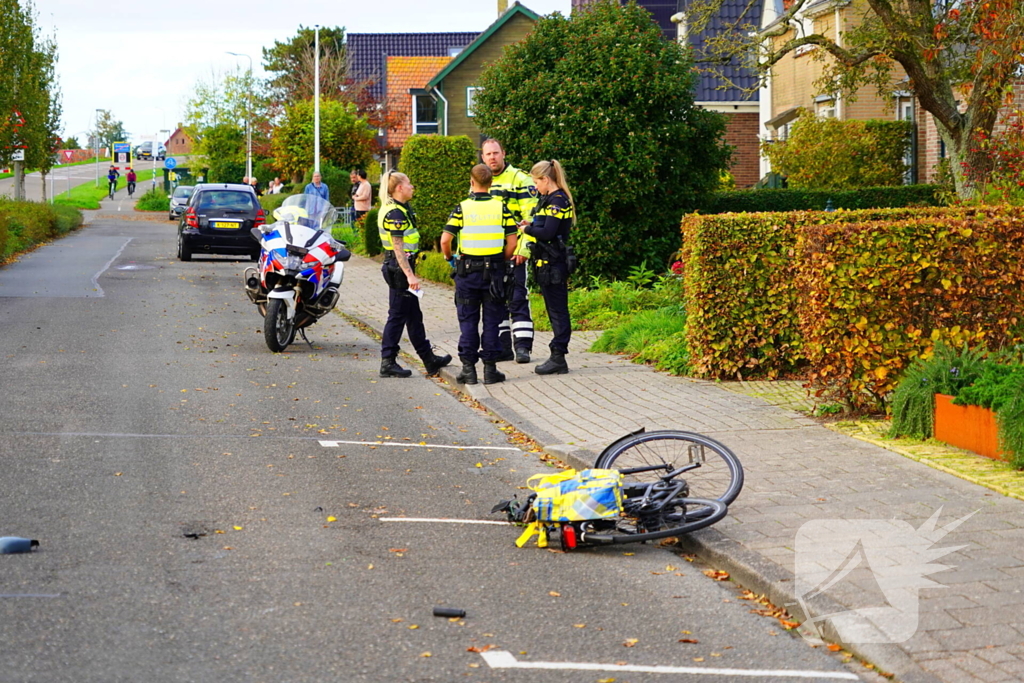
[{"left": 165, "top": 157, "right": 177, "bottom": 169}]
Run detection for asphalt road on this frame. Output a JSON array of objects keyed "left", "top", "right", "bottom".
[
  {"left": 0, "top": 218, "right": 877, "bottom": 682},
  {"left": 0, "top": 155, "right": 188, "bottom": 202}
]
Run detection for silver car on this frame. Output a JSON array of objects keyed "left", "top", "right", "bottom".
[{"left": 168, "top": 185, "right": 195, "bottom": 220}]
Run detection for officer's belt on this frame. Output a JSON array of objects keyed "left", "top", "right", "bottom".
[{"left": 383, "top": 250, "right": 417, "bottom": 262}]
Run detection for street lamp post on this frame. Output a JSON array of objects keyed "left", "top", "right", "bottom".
[
  {"left": 314, "top": 25, "right": 320, "bottom": 176},
  {"left": 226, "top": 51, "right": 253, "bottom": 181},
  {"left": 94, "top": 108, "right": 102, "bottom": 188}
]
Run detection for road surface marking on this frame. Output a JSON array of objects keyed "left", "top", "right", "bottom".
[
  {"left": 0, "top": 594, "right": 63, "bottom": 598},
  {"left": 379, "top": 517, "right": 508, "bottom": 526},
  {"left": 91, "top": 238, "right": 132, "bottom": 296},
  {"left": 318, "top": 440, "right": 519, "bottom": 451},
  {"left": 479, "top": 650, "right": 860, "bottom": 679}
]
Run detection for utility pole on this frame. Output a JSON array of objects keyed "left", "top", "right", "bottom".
[{"left": 314, "top": 25, "right": 320, "bottom": 176}]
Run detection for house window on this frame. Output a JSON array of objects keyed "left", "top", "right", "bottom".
[
  {"left": 815, "top": 96, "right": 836, "bottom": 118},
  {"left": 467, "top": 87, "right": 482, "bottom": 117},
  {"left": 413, "top": 95, "right": 438, "bottom": 135}
]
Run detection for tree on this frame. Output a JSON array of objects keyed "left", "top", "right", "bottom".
[
  {"left": 473, "top": 0, "right": 731, "bottom": 281},
  {"left": 196, "top": 123, "right": 246, "bottom": 183},
  {"left": 685, "top": 0, "right": 1024, "bottom": 199},
  {"left": 91, "top": 109, "right": 129, "bottom": 153},
  {"left": 270, "top": 97, "right": 375, "bottom": 183},
  {"left": 62, "top": 136, "right": 79, "bottom": 150},
  {"left": 263, "top": 26, "right": 347, "bottom": 104},
  {"left": 184, "top": 68, "right": 269, "bottom": 174},
  {"left": 0, "top": 0, "right": 62, "bottom": 173}
]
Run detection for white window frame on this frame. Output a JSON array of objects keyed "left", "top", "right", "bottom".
[
  {"left": 412, "top": 94, "right": 439, "bottom": 135},
  {"left": 466, "top": 87, "right": 482, "bottom": 117}
]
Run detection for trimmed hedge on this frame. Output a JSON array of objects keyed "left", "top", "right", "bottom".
[
  {"left": 399, "top": 135, "right": 478, "bottom": 251},
  {"left": 1, "top": 199, "right": 84, "bottom": 260},
  {"left": 363, "top": 207, "right": 381, "bottom": 256},
  {"left": 681, "top": 206, "right": 1024, "bottom": 408},
  {"left": 698, "top": 185, "right": 944, "bottom": 214}
]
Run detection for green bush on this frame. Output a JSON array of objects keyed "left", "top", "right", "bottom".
[
  {"left": 259, "top": 192, "right": 295, "bottom": 214},
  {"left": 363, "top": 207, "right": 381, "bottom": 256},
  {"left": 888, "top": 344, "right": 987, "bottom": 439},
  {"left": 135, "top": 186, "right": 169, "bottom": 212},
  {"left": 399, "top": 135, "right": 477, "bottom": 251},
  {"left": 996, "top": 374, "right": 1024, "bottom": 469},
  {"left": 415, "top": 251, "right": 454, "bottom": 286},
  {"left": 51, "top": 205, "right": 82, "bottom": 235},
  {"left": 0, "top": 199, "right": 84, "bottom": 259},
  {"left": 762, "top": 112, "right": 913, "bottom": 189},
  {"left": 699, "top": 185, "right": 944, "bottom": 214},
  {"left": 592, "top": 305, "right": 686, "bottom": 354}
]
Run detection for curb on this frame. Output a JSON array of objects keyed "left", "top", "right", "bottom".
[{"left": 345, "top": 306, "right": 940, "bottom": 683}]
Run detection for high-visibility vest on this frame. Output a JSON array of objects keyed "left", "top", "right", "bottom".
[
  {"left": 457, "top": 197, "right": 505, "bottom": 256},
  {"left": 378, "top": 202, "right": 419, "bottom": 252}
]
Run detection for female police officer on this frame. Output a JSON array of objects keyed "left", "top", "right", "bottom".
[
  {"left": 377, "top": 171, "right": 452, "bottom": 378},
  {"left": 524, "top": 160, "right": 576, "bottom": 375}
]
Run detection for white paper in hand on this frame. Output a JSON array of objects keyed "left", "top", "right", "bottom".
[{"left": 407, "top": 288, "right": 424, "bottom": 299}]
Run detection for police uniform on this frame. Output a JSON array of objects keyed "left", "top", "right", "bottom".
[
  {"left": 524, "top": 188, "right": 575, "bottom": 374},
  {"left": 489, "top": 164, "right": 538, "bottom": 358},
  {"left": 445, "top": 193, "right": 518, "bottom": 380},
  {"left": 378, "top": 202, "right": 450, "bottom": 377}
]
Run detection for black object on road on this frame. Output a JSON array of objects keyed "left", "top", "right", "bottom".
[
  {"left": 433, "top": 607, "right": 466, "bottom": 618},
  {"left": 0, "top": 537, "right": 39, "bottom": 554}
]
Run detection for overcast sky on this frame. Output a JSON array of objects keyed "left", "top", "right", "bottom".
[{"left": 35, "top": 0, "right": 571, "bottom": 147}]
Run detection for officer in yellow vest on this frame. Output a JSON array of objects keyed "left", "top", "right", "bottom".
[
  {"left": 377, "top": 171, "right": 452, "bottom": 378},
  {"left": 440, "top": 164, "right": 518, "bottom": 385},
  {"left": 481, "top": 138, "right": 538, "bottom": 364}
]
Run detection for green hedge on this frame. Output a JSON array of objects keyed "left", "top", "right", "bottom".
[
  {"left": 1, "top": 199, "right": 84, "bottom": 260},
  {"left": 363, "top": 207, "right": 381, "bottom": 256},
  {"left": 259, "top": 192, "right": 296, "bottom": 214},
  {"left": 399, "top": 135, "right": 478, "bottom": 251},
  {"left": 681, "top": 205, "right": 1024, "bottom": 409},
  {"left": 698, "top": 185, "right": 944, "bottom": 214}
]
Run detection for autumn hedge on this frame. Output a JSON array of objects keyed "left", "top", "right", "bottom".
[
  {"left": 0, "top": 199, "right": 84, "bottom": 260},
  {"left": 681, "top": 206, "right": 1024, "bottom": 408}
]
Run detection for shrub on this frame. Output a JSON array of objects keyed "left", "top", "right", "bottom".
[
  {"left": 399, "top": 135, "right": 477, "bottom": 251},
  {"left": 762, "top": 112, "right": 912, "bottom": 189},
  {"left": 272, "top": 98, "right": 375, "bottom": 181},
  {"left": 51, "top": 205, "right": 82, "bottom": 235},
  {"left": 996, "top": 374, "right": 1024, "bottom": 469},
  {"left": 415, "top": 251, "right": 454, "bottom": 286},
  {"left": 699, "top": 185, "right": 943, "bottom": 214},
  {"left": 473, "top": 0, "right": 731, "bottom": 281},
  {"left": 592, "top": 305, "right": 686, "bottom": 355},
  {"left": 0, "top": 199, "right": 83, "bottom": 259},
  {"left": 363, "top": 208, "right": 381, "bottom": 256},
  {"left": 888, "top": 343, "right": 986, "bottom": 439},
  {"left": 259, "top": 192, "right": 294, "bottom": 214},
  {"left": 135, "top": 186, "right": 169, "bottom": 212}
]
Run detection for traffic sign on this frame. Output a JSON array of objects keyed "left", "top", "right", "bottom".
[
  {"left": 62, "top": 150, "right": 74, "bottom": 162},
  {"left": 165, "top": 157, "right": 177, "bottom": 169},
  {"left": 12, "top": 149, "right": 25, "bottom": 162}
]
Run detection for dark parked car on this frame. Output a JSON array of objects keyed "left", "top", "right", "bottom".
[
  {"left": 168, "top": 185, "right": 195, "bottom": 220},
  {"left": 176, "top": 184, "right": 265, "bottom": 261}
]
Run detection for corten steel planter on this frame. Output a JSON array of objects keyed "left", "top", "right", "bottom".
[{"left": 934, "top": 393, "right": 1005, "bottom": 460}]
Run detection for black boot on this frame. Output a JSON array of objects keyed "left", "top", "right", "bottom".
[
  {"left": 496, "top": 346, "right": 515, "bottom": 362},
  {"left": 456, "top": 360, "right": 478, "bottom": 385},
  {"left": 514, "top": 347, "right": 531, "bottom": 364},
  {"left": 483, "top": 361, "right": 506, "bottom": 385},
  {"left": 380, "top": 357, "right": 412, "bottom": 378},
  {"left": 535, "top": 351, "right": 569, "bottom": 375},
  {"left": 421, "top": 351, "right": 452, "bottom": 376}
]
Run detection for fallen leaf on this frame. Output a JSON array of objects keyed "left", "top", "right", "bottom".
[
  {"left": 681, "top": 630, "right": 692, "bottom": 634},
  {"left": 408, "top": 624, "right": 419, "bottom": 629},
  {"left": 573, "top": 624, "right": 586, "bottom": 628},
  {"left": 703, "top": 569, "right": 730, "bottom": 581},
  {"left": 598, "top": 679, "right": 617, "bottom": 683},
  {"left": 389, "top": 548, "right": 408, "bottom": 553},
  {"left": 326, "top": 516, "right": 337, "bottom": 522},
  {"left": 623, "top": 638, "right": 638, "bottom": 647},
  {"left": 666, "top": 565, "right": 677, "bottom": 571},
  {"left": 367, "top": 564, "right": 374, "bottom": 570},
  {"left": 693, "top": 657, "right": 704, "bottom": 662},
  {"left": 549, "top": 591, "right": 561, "bottom": 597},
  {"left": 233, "top": 526, "right": 243, "bottom": 530},
  {"left": 780, "top": 619, "right": 800, "bottom": 630},
  {"left": 711, "top": 652, "right": 722, "bottom": 657},
  {"left": 827, "top": 644, "right": 842, "bottom": 652},
  {"left": 622, "top": 552, "right": 635, "bottom": 556},
  {"left": 391, "top": 618, "right": 404, "bottom": 623},
  {"left": 466, "top": 645, "right": 496, "bottom": 653},
  {"left": 678, "top": 638, "right": 700, "bottom": 644},
  {"left": 420, "top": 652, "right": 431, "bottom": 657},
  {"left": 114, "top": 472, "right": 123, "bottom": 477}
]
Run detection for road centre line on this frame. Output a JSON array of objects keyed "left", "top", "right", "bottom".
[
  {"left": 8, "top": 432, "right": 518, "bottom": 452},
  {"left": 92, "top": 238, "right": 132, "bottom": 296},
  {"left": 0, "top": 594, "right": 63, "bottom": 599},
  {"left": 480, "top": 649, "right": 860, "bottom": 679},
  {"left": 379, "top": 517, "right": 509, "bottom": 525},
  {"left": 318, "top": 440, "right": 520, "bottom": 451}
]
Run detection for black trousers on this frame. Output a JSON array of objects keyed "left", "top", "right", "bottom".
[
  {"left": 456, "top": 269, "right": 504, "bottom": 364},
  {"left": 496, "top": 262, "right": 533, "bottom": 352},
  {"left": 380, "top": 262, "right": 432, "bottom": 359},
  {"left": 539, "top": 262, "right": 571, "bottom": 355}
]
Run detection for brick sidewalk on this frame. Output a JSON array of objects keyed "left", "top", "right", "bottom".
[{"left": 336, "top": 253, "right": 1024, "bottom": 683}]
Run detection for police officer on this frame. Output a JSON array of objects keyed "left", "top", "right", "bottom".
[
  {"left": 440, "top": 164, "right": 518, "bottom": 385},
  {"left": 377, "top": 171, "right": 452, "bottom": 378},
  {"left": 525, "top": 160, "right": 576, "bottom": 375},
  {"left": 481, "top": 138, "right": 538, "bottom": 364}
]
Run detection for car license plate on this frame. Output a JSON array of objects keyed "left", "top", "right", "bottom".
[{"left": 212, "top": 221, "right": 241, "bottom": 229}]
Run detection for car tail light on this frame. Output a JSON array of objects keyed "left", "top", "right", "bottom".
[
  {"left": 255, "top": 208, "right": 266, "bottom": 228},
  {"left": 185, "top": 207, "right": 198, "bottom": 228}
]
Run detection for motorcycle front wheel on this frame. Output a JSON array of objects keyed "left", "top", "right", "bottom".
[{"left": 264, "top": 298, "right": 296, "bottom": 352}]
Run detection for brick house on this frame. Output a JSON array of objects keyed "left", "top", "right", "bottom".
[{"left": 165, "top": 125, "right": 194, "bottom": 156}]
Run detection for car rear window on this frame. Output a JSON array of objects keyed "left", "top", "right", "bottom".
[
  {"left": 173, "top": 186, "right": 193, "bottom": 198},
  {"left": 195, "top": 191, "right": 257, "bottom": 211}
]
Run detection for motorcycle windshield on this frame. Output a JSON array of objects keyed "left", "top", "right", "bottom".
[{"left": 272, "top": 194, "right": 337, "bottom": 231}]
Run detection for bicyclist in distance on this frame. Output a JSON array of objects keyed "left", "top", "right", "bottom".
[
  {"left": 107, "top": 165, "right": 120, "bottom": 199},
  {"left": 126, "top": 167, "right": 137, "bottom": 198}
]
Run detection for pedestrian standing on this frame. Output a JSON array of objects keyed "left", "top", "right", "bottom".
[
  {"left": 480, "top": 138, "right": 538, "bottom": 364},
  {"left": 377, "top": 171, "right": 452, "bottom": 378},
  {"left": 304, "top": 172, "right": 330, "bottom": 203},
  {"left": 351, "top": 168, "right": 372, "bottom": 220},
  {"left": 440, "top": 164, "right": 518, "bottom": 385},
  {"left": 524, "top": 160, "right": 576, "bottom": 375}
]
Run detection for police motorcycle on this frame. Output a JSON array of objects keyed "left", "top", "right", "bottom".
[{"left": 243, "top": 194, "right": 351, "bottom": 352}]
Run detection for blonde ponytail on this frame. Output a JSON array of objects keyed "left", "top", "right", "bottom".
[
  {"left": 379, "top": 171, "right": 409, "bottom": 207},
  {"left": 530, "top": 159, "right": 575, "bottom": 223}
]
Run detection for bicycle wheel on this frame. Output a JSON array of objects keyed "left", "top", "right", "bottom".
[
  {"left": 580, "top": 497, "right": 728, "bottom": 544},
  {"left": 595, "top": 430, "right": 743, "bottom": 506}
]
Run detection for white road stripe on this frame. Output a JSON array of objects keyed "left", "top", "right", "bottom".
[
  {"left": 91, "top": 238, "right": 132, "bottom": 296},
  {"left": 318, "top": 440, "right": 520, "bottom": 451},
  {"left": 0, "top": 594, "right": 63, "bottom": 598},
  {"left": 479, "top": 650, "right": 860, "bottom": 679},
  {"left": 379, "top": 517, "right": 509, "bottom": 526}
]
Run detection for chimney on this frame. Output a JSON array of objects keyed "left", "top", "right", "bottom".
[{"left": 498, "top": 0, "right": 508, "bottom": 14}]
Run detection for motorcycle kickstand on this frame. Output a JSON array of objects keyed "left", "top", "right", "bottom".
[{"left": 299, "top": 327, "right": 314, "bottom": 349}]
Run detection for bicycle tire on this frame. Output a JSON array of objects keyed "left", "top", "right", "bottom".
[
  {"left": 580, "top": 497, "right": 727, "bottom": 544},
  {"left": 595, "top": 430, "right": 743, "bottom": 506}
]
